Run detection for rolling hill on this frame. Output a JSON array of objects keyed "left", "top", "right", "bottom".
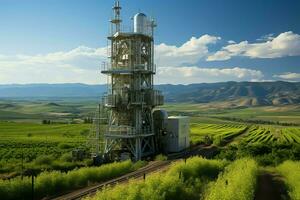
[
  {"left": 0, "top": 81, "right": 299, "bottom": 106},
  {"left": 157, "top": 81, "right": 300, "bottom": 106}
]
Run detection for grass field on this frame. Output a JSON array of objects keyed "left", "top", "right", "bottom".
[
  {"left": 190, "top": 123, "right": 247, "bottom": 145},
  {"left": 0, "top": 99, "right": 299, "bottom": 199},
  {"left": 277, "top": 160, "right": 300, "bottom": 200},
  {"left": 85, "top": 157, "right": 259, "bottom": 200},
  {"left": 0, "top": 160, "right": 145, "bottom": 200},
  {"left": 242, "top": 126, "right": 300, "bottom": 145},
  {"left": 160, "top": 103, "right": 300, "bottom": 125},
  {"left": 0, "top": 100, "right": 299, "bottom": 173},
  {"left": 0, "top": 121, "right": 90, "bottom": 174},
  {"left": 86, "top": 157, "right": 227, "bottom": 200},
  {"left": 0, "top": 98, "right": 98, "bottom": 122}
]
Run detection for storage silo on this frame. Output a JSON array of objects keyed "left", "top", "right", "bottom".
[{"left": 134, "top": 13, "right": 148, "bottom": 34}]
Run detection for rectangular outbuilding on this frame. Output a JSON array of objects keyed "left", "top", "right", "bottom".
[{"left": 166, "top": 116, "right": 190, "bottom": 152}]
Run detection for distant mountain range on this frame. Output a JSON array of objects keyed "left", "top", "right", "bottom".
[
  {"left": 0, "top": 84, "right": 106, "bottom": 98},
  {"left": 0, "top": 82, "right": 299, "bottom": 106}
]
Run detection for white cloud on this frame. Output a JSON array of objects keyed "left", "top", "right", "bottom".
[
  {"left": 207, "top": 31, "right": 300, "bottom": 61},
  {"left": 228, "top": 40, "right": 236, "bottom": 44},
  {"left": 0, "top": 46, "right": 108, "bottom": 84},
  {"left": 155, "top": 34, "right": 220, "bottom": 66},
  {"left": 0, "top": 34, "right": 223, "bottom": 84},
  {"left": 2, "top": 32, "right": 299, "bottom": 84},
  {"left": 155, "top": 66, "right": 264, "bottom": 84},
  {"left": 256, "top": 33, "right": 274, "bottom": 41},
  {"left": 273, "top": 72, "right": 300, "bottom": 81}
]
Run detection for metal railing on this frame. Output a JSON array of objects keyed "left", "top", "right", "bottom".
[
  {"left": 106, "top": 125, "right": 136, "bottom": 135},
  {"left": 101, "top": 62, "right": 155, "bottom": 73},
  {"left": 103, "top": 89, "right": 163, "bottom": 107},
  {"left": 105, "top": 125, "right": 153, "bottom": 136},
  {"left": 109, "top": 25, "right": 134, "bottom": 36}
]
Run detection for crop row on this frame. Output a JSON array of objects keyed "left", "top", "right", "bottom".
[
  {"left": 0, "top": 122, "right": 89, "bottom": 173},
  {"left": 190, "top": 123, "right": 247, "bottom": 145},
  {"left": 242, "top": 126, "right": 300, "bottom": 145}
]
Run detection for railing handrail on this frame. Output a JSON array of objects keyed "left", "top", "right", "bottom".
[{"left": 101, "top": 62, "right": 155, "bottom": 73}]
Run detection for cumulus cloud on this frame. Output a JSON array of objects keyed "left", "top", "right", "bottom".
[
  {"left": 8, "top": 32, "right": 300, "bottom": 84},
  {"left": 227, "top": 40, "right": 236, "bottom": 44},
  {"left": 207, "top": 31, "right": 300, "bottom": 61},
  {"left": 155, "top": 34, "right": 220, "bottom": 66},
  {"left": 256, "top": 33, "right": 274, "bottom": 41},
  {"left": 0, "top": 34, "right": 224, "bottom": 84},
  {"left": 155, "top": 67, "right": 264, "bottom": 84},
  {"left": 273, "top": 72, "right": 300, "bottom": 81},
  {"left": 0, "top": 46, "right": 108, "bottom": 84}
]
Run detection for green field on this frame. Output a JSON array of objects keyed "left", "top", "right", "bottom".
[
  {"left": 190, "top": 123, "right": 247, "bottom": 145},
  {"left": 0, "top": 100, "right": 299, "bottom": 199},
  {"left": 242, "top": 126, "right": 300, "bottom": 144},
  {"left": 0, "top": 121, "right": 90, "bottom": 175},
  {"left": 0, "top": 98, "right": 98, "bottom": 122},
  {"left": 86, "top": 157, "right": 258, "bottom": 200},
  {"left": 160, "top": 103, "right": 300, "bottom": 125}
]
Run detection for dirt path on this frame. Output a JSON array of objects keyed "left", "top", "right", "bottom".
[{"left": 254, "top": 170, "right": 289, "bottom": 200}]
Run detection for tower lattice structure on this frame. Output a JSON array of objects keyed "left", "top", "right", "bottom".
[{"left": 100, "top": 1, "right": 163, "bottom": 161}]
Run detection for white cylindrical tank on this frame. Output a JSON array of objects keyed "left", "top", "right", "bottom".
[{"left": 134, "top": 13, "right": 147, "bottom": 34}]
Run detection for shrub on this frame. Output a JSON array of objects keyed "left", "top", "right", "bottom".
[
  {"left": 58, "top": 143, "right": 73, "bottom": 149},
  {"left": 277, "top": 160, "right": 300, "bottom": 200},
  {"left": 60, "top": 152, "right": 73, "bottom": 162},
  {"left": 204, "top": 158, "right": 258, "bottom": 200},
  {"left": 86, "top": 157, "right": 227, "bottom": 200},
  {"left": 34, "top": 155, "right": 55, "bottom": 166},
  {"left": 80, "top": 129, "right": 90, "bottom": 136},
  {"left": 0, "top": 177, "right": 31, "bottom": 200},
  {"left": 167, "top": 157, "right": 227, "bottom": 180},
  {"left": 154, "top": 154, "right": 167, "bottom": 161},
  {"left": 132, "top": 160, "right": 148, "bottom": 170},
  {"left": 0, "top": 160, "right": 138, "bottom": 200}
]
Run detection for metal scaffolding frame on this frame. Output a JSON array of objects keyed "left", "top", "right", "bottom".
[{"left": 96, "top": 1, "right": 163, "bottom": 161}]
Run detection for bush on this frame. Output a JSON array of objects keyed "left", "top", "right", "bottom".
[
  {"left": 204, "top": 158, "right": 258, "bottom": 200},
  {"left": 80, "top": 129, "right": 90, "bottom": 136},
  {"left": 216, "top": 143, "right": 300, "bottom": 166},
  {"left": 34, "top": 155, "right": 54, "bottom": 166},
  {"left": 167, "top": 157, "right": 227, "bottom": 180},
  {"left": 58, "top": 143, "right": 73, "bottom": 149},
  {"left": 0, "top": 160, "right": 138, "bottom": 200},
  {"left": 277, "top": 160, "right": 300, "bottom": 200},
  {"left": 60, "top": 153, "right": 73, "bottom": 162},
  {"left": 86, "top": 157, "right": 227, "bottom": 200},
  {"left": 132, "top": 160, "right": 148, "bottom": 170},
  {"left": 154, "top": 154, "right": 167, "bottom": 161},
  {"left": 0, "top": 177, "right": 32, "bottom": 200},
  {"left": 212, "top": 136, "right": 223, "bottom": 146}
]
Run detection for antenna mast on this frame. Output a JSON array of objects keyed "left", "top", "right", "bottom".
[{"left": 110, "top": 0, "right": 122, "bottom": 34}]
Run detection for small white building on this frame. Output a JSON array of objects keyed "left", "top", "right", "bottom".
[{"left": 166, "top": 116, "right": 190, "bottom": 152}]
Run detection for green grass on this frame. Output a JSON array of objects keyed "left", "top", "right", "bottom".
[
  {"left": 85, "top": 157, "right": 227, "bottom": 200},
  {"left": 0, "top": 160, "right": 142, "bottom": 200},
  {"left": 190, "top": 123, "right": 247, "bottom": 145},
  {"left": 241, "top": 126, "right": 300, "bottom": 145},
  {"left": 277, "top": 160, "right": 300, "bottom": 200},
  {"left": 160, "top": 103, "right": 300, "bottom": 124},
  {"left": 0, "top": 121, "right": 90, "bottom": 173},
  {"left": 204, "top": 158, "right": 258, "bottom": 200},
  {"left": 0, "top": 98, "right": 98, "bottom": 122}
]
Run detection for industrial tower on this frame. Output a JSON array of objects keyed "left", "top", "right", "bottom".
[{"left": 99, "top": 1, "right": 163, "bottom": 161}]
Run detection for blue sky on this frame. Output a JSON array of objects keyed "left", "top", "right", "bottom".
[{"left": 0, "top": 0, "right": 299, "bottom": 84}]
